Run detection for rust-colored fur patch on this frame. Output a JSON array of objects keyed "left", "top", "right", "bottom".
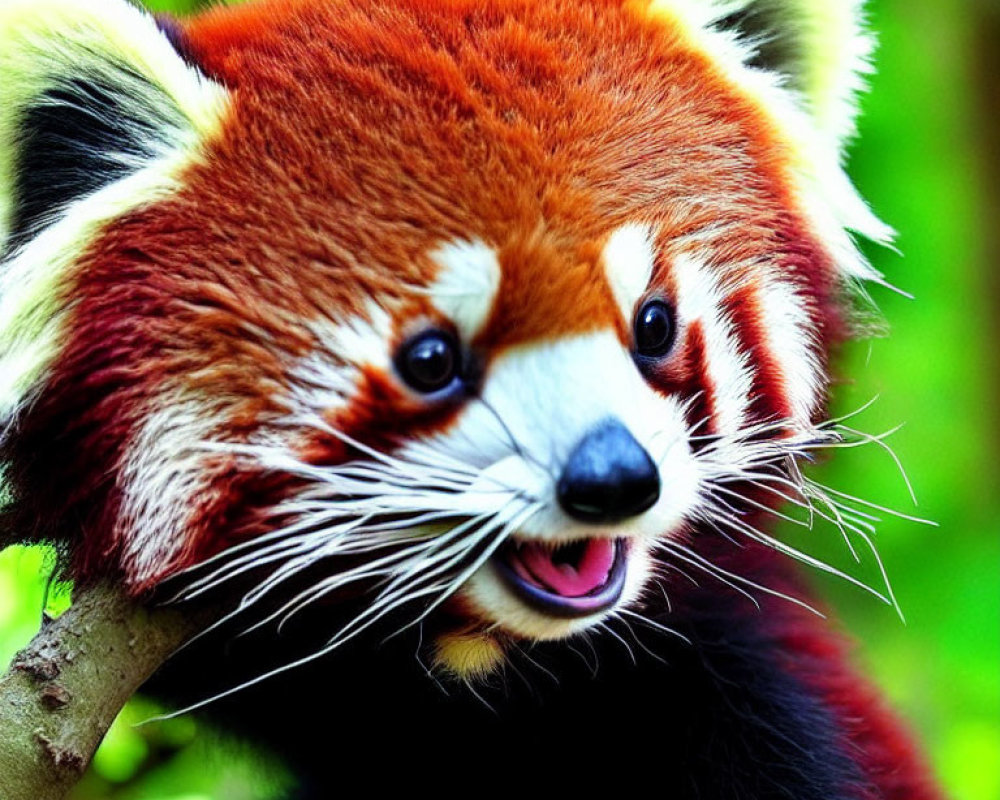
[{"left": 24, "top": 0, "right": 840, "bottom": 585}]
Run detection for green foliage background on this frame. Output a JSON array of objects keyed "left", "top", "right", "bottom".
[{"left": 1, "top": 0, "right": 997, "bottom": 798}]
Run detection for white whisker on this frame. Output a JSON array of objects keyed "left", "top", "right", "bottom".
[
  {"left": 596, "top": 621, "right": 636, "bottom": 665},
  {"left": 618, "top": 608, "right": 691, "bottom": 645}
]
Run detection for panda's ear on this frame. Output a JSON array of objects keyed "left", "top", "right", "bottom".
[
  {"left": 0, "top": 0, "right": 229, "bottom": 427},
  {"left": 0, "top": 0, "right": 228, "bottom": 253},
  {"left": 714, "top": 0, "right": 874, "bottom": 152},
  {"left": 638, "top": 0, "right": 892, "bottom": 285}
]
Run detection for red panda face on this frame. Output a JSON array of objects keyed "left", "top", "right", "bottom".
[{"left": 0, "top": 0, "right": 891, "bottom": 677}]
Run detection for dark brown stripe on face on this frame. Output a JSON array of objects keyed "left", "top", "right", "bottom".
[
  {"left": 722, "top": 284, "right": 792, "bottom": 427},
  {"left": 642, "top": 319, "right": 718, "bottom": 441}
]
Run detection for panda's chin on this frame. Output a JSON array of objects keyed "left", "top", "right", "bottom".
[{"left": 427, "top": 537, "right": 653, "bottom": 680}]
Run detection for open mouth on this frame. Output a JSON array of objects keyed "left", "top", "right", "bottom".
[{"left": 492, "top": 538, "right": 628, "bottom": 618}]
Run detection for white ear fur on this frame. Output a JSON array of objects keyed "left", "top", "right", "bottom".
[
  {"left": 639, "top": 0, "right": 893, "bottom": 288},
  {"left": 0, "top": 0, "right": 227, "bottom": 246},
  {"left": 713, "top": 0, "right": 875, "bottom": 154},
  {"left": 0, "top": 0, "right": 229, "bottom": 427}
]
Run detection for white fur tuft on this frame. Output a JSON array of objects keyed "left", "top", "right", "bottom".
[
  {"left": 117, "top": 394, "right": 223, "bottom": 585},
  {"left": 603, "top": 223, "right": 657, "bottom": 322},
  {"left": 427, "top": 239, "right": 502, "bottom": 341},
  {"left": 672, "top": 253, "right": 754, "bottom": 436},
  {"left": 638, "top": 0, "right": 894, "bottom": 288}
]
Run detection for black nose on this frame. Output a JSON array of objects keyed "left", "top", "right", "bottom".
[{"left": 557, "top": 419, "right": 661, "bottom": 523}]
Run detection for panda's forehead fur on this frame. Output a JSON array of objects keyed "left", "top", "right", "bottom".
[{"left": 86, "top": 0, "right": 834, "bottom": 354}]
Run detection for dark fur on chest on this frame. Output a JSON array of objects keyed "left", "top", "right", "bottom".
[{"left": 149, "top": 548, "right": 872, "bottom": 799}]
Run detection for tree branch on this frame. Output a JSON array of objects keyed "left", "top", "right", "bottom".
[{"left": 0, "top": 581, "right": 208, "bottom": 800}]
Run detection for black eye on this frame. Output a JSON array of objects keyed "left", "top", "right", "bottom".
[
  {"left": 634, "top": 299, "right": 675, "bottom": 358},
  {"left": 396, "top": 331, "right": 461, "bottom": 394}
]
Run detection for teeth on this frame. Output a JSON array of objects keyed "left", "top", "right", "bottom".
[{"left": 551, "top": 540, "right": 588, "bottom": 568}]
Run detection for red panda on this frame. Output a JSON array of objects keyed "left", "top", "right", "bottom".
[{"left": 0, "top": 0, "right": 945, "bottom": 797}]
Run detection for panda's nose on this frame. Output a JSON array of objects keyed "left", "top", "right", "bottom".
[{"left": 557, "top": 419, "right": 661, "bottom": 523}]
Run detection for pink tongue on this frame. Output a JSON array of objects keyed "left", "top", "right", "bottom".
[{"left": 513, "top": 539, "right": 616, "bottom": 597}]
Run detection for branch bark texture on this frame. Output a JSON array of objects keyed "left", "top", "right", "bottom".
[{"left": 0, "top": 582, "right": 207, "bottom": 800}]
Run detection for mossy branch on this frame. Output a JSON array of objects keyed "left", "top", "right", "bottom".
[{"left": 0, "top": 581, "right": 207, "bottom": 800}]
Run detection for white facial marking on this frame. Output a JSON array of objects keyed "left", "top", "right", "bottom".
[
  {"left": 428, "top": 238, "right": 502, "bottom": 341},
  {"left": 406, "top": 331, "right": 701, "bottom": 544},
  {"left": 117, "top": 395, "right": 221, "bottom": 584},
  {"left": 671, "top": 253, "right": 753, "bottom": 436},
  {"left": 285, "top": 301, "right": 394, "bottom": 420},
  {"left": 754, "top": 273, "right": 822, "bottom": 428},
  {"left": 602, "top": 222, "right": 656, "bottom": 320}
]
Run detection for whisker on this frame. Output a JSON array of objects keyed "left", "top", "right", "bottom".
[
  {"left": 596, "top": 621, "right": 636, "bottom": 665},
  {"left": 611, "top": 613, "right": 669, "bottom": 664},
  {"left": 686, "top": 393, "right": 929, "bottom": 626},
  {"left": 658, "top": 539, "right": 824, "bottom": 617},
  {"left": 707, "top": 507, "right": 897, "bottom": 612},
  {"left": 808, "top": 480, "right": 935, "bottom": 526},
  {"left": 476, "top": 396, "right": 556, "bottom": 481},
  {"left": 513, "top": 643, "right": 560, "bottom": 687},
  {"left": 565, "top": 641, "right": 600, "bottom": 678},
  {"left": 254, "top": 513, "right": 500, "bottom": 637},
  {"left": 618, "top": 608, "right": 691, "bottom": 645},
  {"left": 397, "top": 502, "right": 543, "bottom": 631},
  {"left": 503, "top": 647, "right": 542, "bottom": 697}
]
